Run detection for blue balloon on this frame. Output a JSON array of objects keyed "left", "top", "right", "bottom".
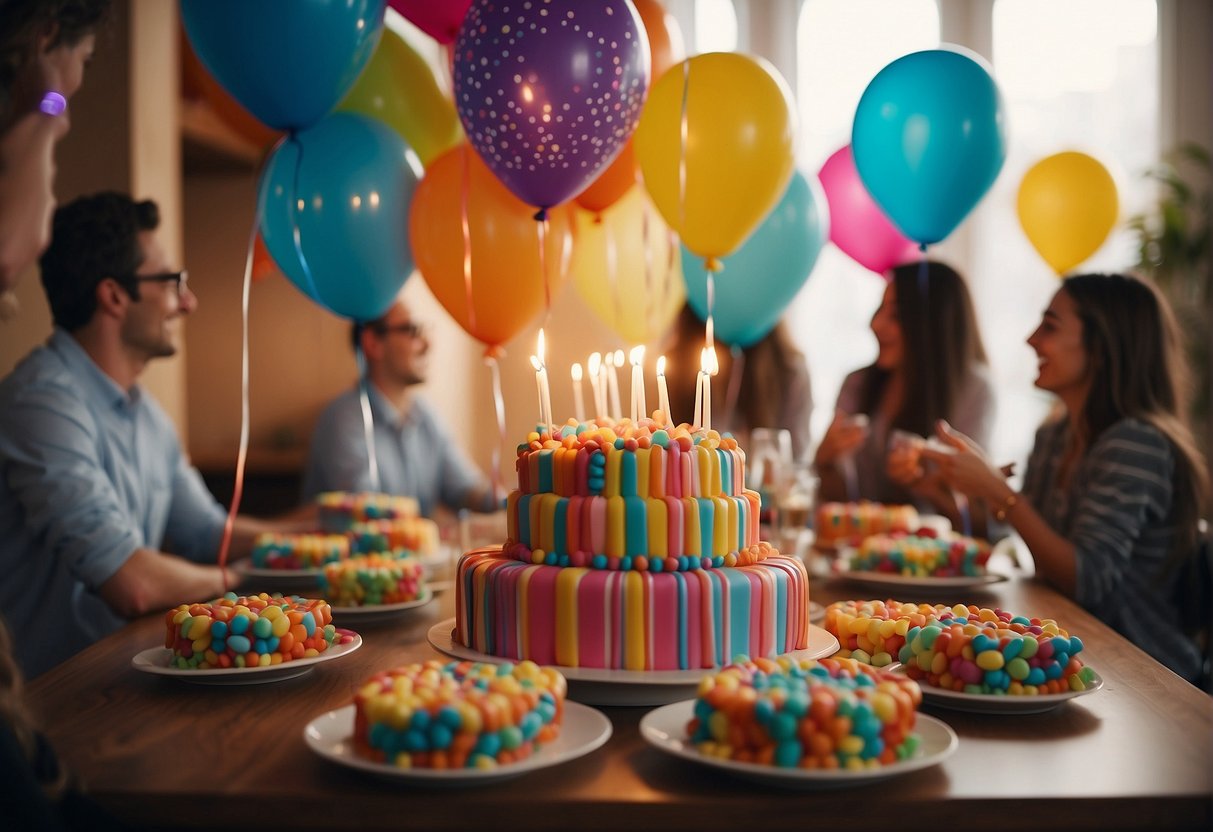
[
  {"left": 257, "top": 113, "right": 421, "bottom": 321},
  {"left": 181, "top": 0, "right": 385, "bottom": 131},
  {"left": 852, "top": 48, "right": 1006, "bottom": 245},
  {"left": 683, "top": 172, "right": 828, "bottom": 348}
]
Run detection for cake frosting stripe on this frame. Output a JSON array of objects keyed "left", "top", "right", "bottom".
[{"left": 555, "top": 567, "right": 580, "bottom": 666}]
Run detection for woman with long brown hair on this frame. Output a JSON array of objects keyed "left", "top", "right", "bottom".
[
  {"left": 813, "top": 260, "right": 994, "bottom": 512},
  {"left": 664, "top": 304, "right": 813, "bottom": 461},
  {"left": 925, "top": 273, "right": 1210, "bottom": 684}
]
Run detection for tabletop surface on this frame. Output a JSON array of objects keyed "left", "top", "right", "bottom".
[{"left": 27, "top": 555, "right": 1213, "bottom": 832}]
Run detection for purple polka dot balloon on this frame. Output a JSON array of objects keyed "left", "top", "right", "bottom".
[{"left": 454, "top": 0, "right": 650, "bottom": 211}]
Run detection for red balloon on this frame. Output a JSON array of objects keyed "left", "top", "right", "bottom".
[{"left": 389, "top": 0, "right": 471, "bottom": 44}]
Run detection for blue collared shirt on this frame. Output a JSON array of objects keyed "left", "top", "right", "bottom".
[
  {"left": 0, "top": 329, "right": 226, "bottom": 677},
  {"left": 301, "top": 384, "right": 495, "bottom": 518}
]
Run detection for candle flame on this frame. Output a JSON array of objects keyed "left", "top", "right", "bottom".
[
  {"left": 629, "top": 345, "right": 645, "bottom": 367},
  {"left": 613, "top": 349, "right": 625, "bottom": 366},
  {"left": 529, "top": 355, "right": 542, "bottom": 372},
  {"left": 604, "top": 351, "right": 615, "bottom": 369},
  {"left": 701, "top": 346, "right": 719, "bottom": 376},
  {"left": 588, "top": 352, "right": 601, "bottom": 374},
  {"left": 657, "top": 355, "right": 666, "bottom": 376},
  {"left": 571, "top": 362, "right": 583, "bottom": 381},
  {"left": 536, "top": 328, "right": 546, "bottom": 367}
]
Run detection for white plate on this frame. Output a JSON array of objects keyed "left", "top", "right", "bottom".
[
  {"left": 329, "top": 590, "right": 435, "bottom": 624},
  {"left": 834, "top": 563, "right": 1009, "bottom": 591},
  {"left": 893, "top": 667, "right": 1104, "bottom": 714},
  {"left": 640, "top": 700, "right": 957, "bottom": 788},
  {"left": 131, "top": 634, "right": 361, "bottom": 685},
  {"left": 231, "top": 560, "right": 324, "bottom": 588},
  {"left": 427, "top": 619, "right": 839, "bottom": 706},
  {"left": 809, "top": 601, "right": 825, "bottom": 624},
  {"left": 304, "top": 700, "right": 611, "bottom": 784}
]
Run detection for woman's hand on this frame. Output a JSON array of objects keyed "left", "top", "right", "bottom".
[
  {"left": 920, "top": 420, "right": 1007, "bottom": 501},
  {"left": 813, "top": 410, "right": 868, "bottom": 469}
]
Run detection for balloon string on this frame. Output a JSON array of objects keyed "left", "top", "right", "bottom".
[
  {"left": 723, "top": 345, "right": 745, "bottom": 435},
  {"left": 355, "top": 345, "right": 381, "bottom": 493},
  {"left": 539, "top": 213, "right": 551, "bottom": 324},
  {"left": 460, "top": 144, "right": 477, "bottom": 336},
  {"left": 216, "top": 218, "right": 256, "bottom": 591},
  {"left": 288, "top": 134, "right": 322, "bottom": 307},
  {"left": 642, "top": 205, "right": 653, "bottom": 342},
  {"left": 486, "top": 354, "right": 506, "bottom": 502},
  {"left": 678, "top": 59, "right": 690, "bottom": 231},
  {"left": 606, "top": 215, "right": 620, "bottom": 334}
]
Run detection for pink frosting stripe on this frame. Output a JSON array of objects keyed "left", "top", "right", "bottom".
[
  {"left": 589, "top": 498, "right": 606, "bottom": 554},
  {"left": 608, "top": 571, "right": 622, "bottom": 668},
  {"left": 651, "top": 573, "right": 678, "bottom": 669},
  {"left": 666, "top": 446, "right": 681, "bottom": 498},
  {"left": 576, "top": 569, "right": 610, "bottom": 667},
  {"left": 495, "top": 562, "right": 519, "bottom": 658},
  {"left": 526, "top": 565, "right": 558, "bottom": 663},
  {"left": 664, "top": 496, "right": 684, "bottom": 558},
  {"left": 683, "top": 571, "right": 702, "bottom": 668}
]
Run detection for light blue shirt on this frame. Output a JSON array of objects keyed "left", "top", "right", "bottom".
[
  {"left": 0, "top": 329, "right": 226, "bottom": 678},
  {"left": 302, "top": 385, "right": 495, "bottom": 518}
]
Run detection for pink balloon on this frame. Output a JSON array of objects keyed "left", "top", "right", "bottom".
[
  {"left": 388, "top": 0, "right": 471, "bottom": 44},
  {"left": 818, "top": 145, "right": 918, "bottom": 275}
]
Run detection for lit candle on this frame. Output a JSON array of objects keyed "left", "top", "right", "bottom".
[
  {"left": 571, "top": 362, "right": 586, "bottom": 423},
  {"left": 693, "top": 360, "right": 704, "bottom": 429},
  {"left": 656, "top": 355, "right": 672, "bottom": 428},
  {"left": 588, "top": 352, "right": 604, "bottom": 421},
  {"left": 702, "top": 346, "right": 718, "bottom": 432},
  {"left": 529, "top": 329, "right": 552, "bottom": 432},
  {"left": 607, "top": 349, "right": 623, "bottom": 422},
  {"left": 628, "top": 346, "right": 646, "bottom": 424}
]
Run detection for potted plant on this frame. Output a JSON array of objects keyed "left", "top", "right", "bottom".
[{"left": 1127, "top": 142, "right": 1211, "bottom": 457}]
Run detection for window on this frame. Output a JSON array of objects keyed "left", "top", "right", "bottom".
[
  {"left": 791, "top": 0, "right": 940, "bottom": 442},
  {"left": 971, "top": 0, "right": 1158, "bottom": 466}
]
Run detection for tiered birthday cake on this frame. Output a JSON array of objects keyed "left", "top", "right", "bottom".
[{"left": 454, "top": 418, "right": 811, "bottom": 671}]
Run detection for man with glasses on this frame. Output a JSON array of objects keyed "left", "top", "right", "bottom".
[
  {"left": 0, "top": 191, "right": 307, "bottom": 678},
  {"left": 302, "top": 297, "right": 499, "bottom": 519}
]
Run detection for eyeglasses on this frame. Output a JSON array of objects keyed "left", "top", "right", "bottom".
[
  {"left": 374, "top": 322, "right": 425, "bottom": 339},
  {"left": 133, "top": 270, "right": 188, "bottom": 295}
]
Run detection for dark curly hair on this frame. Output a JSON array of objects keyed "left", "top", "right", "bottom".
[
  {"left": 39, "top": 191, "right": 159, "bottom": 332},
  {"left": 0, "top": 0, "right": 111, "bottom": 124}
]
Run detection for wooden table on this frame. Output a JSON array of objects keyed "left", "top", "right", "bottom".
[{"left": 28, "top": 568, "right": 1212, "bottom": 831}]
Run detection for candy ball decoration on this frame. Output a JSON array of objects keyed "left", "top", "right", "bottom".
[
  {"left": 817, "top": 144, "right": 917, "bottom": 275},
  {"left": 852, "top": 47, "right": 1007, "bottom": 246},
  {"left": 181, "top": 0, "right": 385, "bottom": 131},
  {"left": 257, "top": 113, "right": 421, "bottom": 321},
  {"left": 1017, "top": 151, "right": 1119, "bottom": 275},
  {"left": 453, "top": 0, "right": 650, "bottom": 211}
]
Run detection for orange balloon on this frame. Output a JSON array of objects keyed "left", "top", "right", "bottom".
[
  {"left": 574, "top": 1, "right": 684, "bottom": 215},
  {"left": 634, "top": 0, "right": 686, "bottom": 80},
  {"left": 410, "top": 145, "right": 573, "bottom": 350},
  {"left": 181, "top": 30, "right": 282, "bottom": 150},
  {"left": 575, "top": 140, "right": 637, "bottom": 215}
]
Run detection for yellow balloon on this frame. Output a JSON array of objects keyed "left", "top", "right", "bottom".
[
  {"left": 570, "top": 185, "right": 685, "bottom": 345},
  {"left": 1017, "top": 151, "right": 1119, "bottom": 274},
  {"left": 337, "top": 29, "right": 461, "bottom": 167},
  {"left": 635, "top": 53, "right": 796, "bottom": 263}
]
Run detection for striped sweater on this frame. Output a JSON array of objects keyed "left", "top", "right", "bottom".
[{"left": 1021, "top": 416, "right": 1201, "bottom": 682}]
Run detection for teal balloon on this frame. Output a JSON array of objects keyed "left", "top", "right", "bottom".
[
  {"left": 852, "top": 48, "right": 1006, "bottom": 245},
  {"left": 257, "top": 113, "right": 421, "bottom": 321},
  {"left": 682, "top": 172, "right": 828, "bottom": 348},
  {"left": 181, "top": 0, "right": 385, "bottom": 131}
]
